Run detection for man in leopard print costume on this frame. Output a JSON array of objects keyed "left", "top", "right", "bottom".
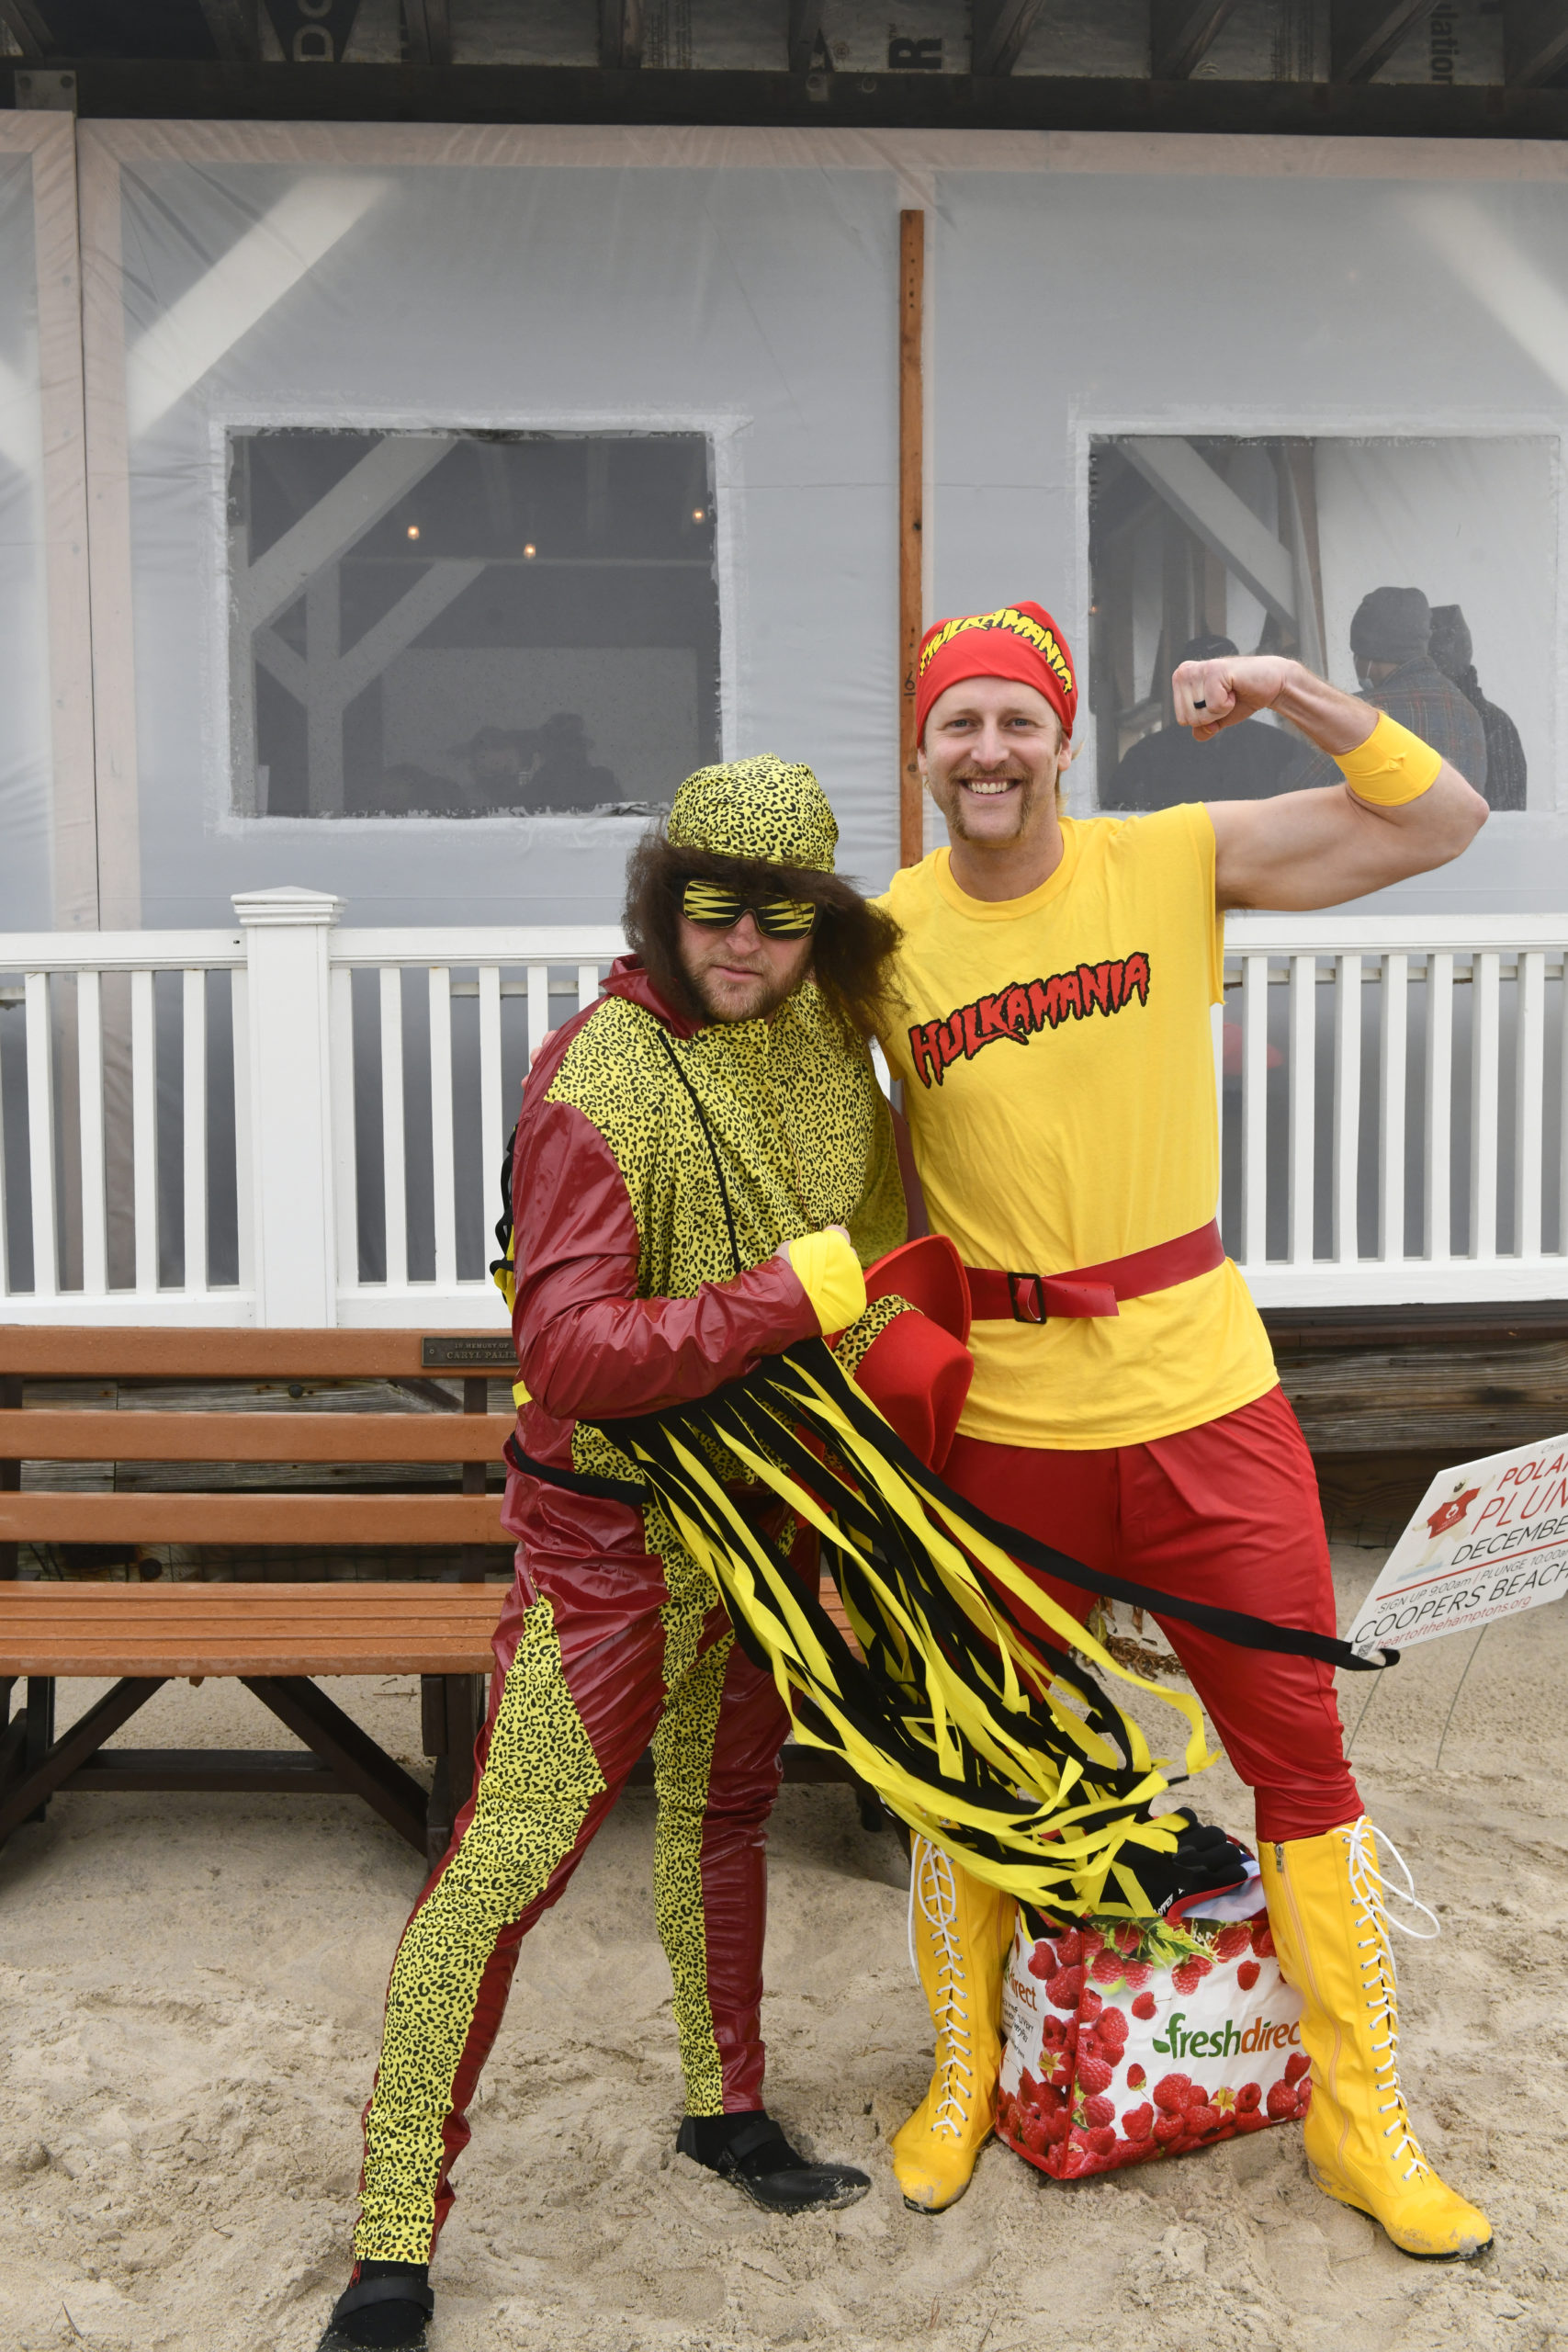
[{"left": 319, "top": 755, "right": 972, "bottom": 2352}]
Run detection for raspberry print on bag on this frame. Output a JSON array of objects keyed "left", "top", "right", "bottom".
[
  {"left": 996, "top": 1908, "right": 1306, "bottom": 2180},
  {"left": 907, "top": 953, "right": 1151, "bottom": 1089}
]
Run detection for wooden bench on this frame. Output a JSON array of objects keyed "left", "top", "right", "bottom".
[
  {"left": 0, "top": 1326, "right": 877, "bottom": 1870},
  {"left": 0, "top": 1327, "right": 517, "bottom": 1866}
]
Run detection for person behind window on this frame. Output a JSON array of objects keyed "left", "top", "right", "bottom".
[
  {"left": 1429, "top": 603, "right": 1526, "bottom": 811},
  {"left": 463, "top": 724, "right": 530, "bottom": 809},
  {"left": 1109, "top": 633, "right": 1299, "bottom": 809},
  {"left": 1283, "top": 586, "right": 1487, "bottom": 799},
  {"left": 525, "top": 710, "right": 619, "bottom": 811}
]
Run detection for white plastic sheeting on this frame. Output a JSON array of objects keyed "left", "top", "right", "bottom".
[
  {"left": 932, "top": 142, "right": 1568, "bottom": 910},
  {"left": 79, "top": 125, "right": 906, "bottom": 928},
  {"left": 1, "top": 124, "right": 1562, "bottom": 937}
]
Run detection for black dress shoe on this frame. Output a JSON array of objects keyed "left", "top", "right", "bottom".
[
  {"left": 315, "top": 2263, "right": 433, "bottom": 2351},
  {"left": 677, "top": 2111, "right": 870, "bottom": 2215}
]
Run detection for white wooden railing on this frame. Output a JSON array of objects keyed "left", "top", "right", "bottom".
[
  {"left": 1222, "top": 914, "right": 1568, "bottom": 1307},
  {"left": 0, "top": 888, "right": 619, "bottom": 1328},
  {"left": 2, "top": 891, "right": 1566, "bottom": 1326}
]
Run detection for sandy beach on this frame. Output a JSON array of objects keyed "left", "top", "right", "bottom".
[{"left": 2, "top": 1543, "right": 1565, "bottom": 2352}]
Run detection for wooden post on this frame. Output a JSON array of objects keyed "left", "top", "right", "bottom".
[{"left": 898, "top": 209, "right": 925, "bottom": 867}]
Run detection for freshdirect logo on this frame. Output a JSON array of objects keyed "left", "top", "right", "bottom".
[{"left": 1152, "top": 2009, "right": 1302, "bottom": 2059}]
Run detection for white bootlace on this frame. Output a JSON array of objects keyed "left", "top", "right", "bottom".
[
  {"left": 907, "top": 1837, "right": 974, "bottom": 2140},
  {"left": 1343, "top": 1818, "right": 1439, "bottom": 2186}
]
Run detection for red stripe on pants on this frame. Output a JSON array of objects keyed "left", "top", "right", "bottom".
[
  {"left": 942, "top": 1385, "right": 1360, "bottom": 1845},
  {"left": 359, "top": 1540, "right": 791, "bottom": 2257}
]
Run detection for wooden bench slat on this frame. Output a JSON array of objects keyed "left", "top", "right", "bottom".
[
  {"left": 0, "top": 1410, "right": 516, "bottom": 1463},
  {"left": 1, "top": 1652, "right": 498, "bottom": 1674},
  {"left": 0, "top": 1494, "right": 507, "bottom": 1544},
  {"left": 0, "top": 1583, "right": 508, "bottom": 1675},
  {"left": 0, "top": 1582, "right": 503, "bottom": 1609},
  {"left": 0, "top": 1611, "right": 504, "bottom": 1631},
  {"left": 0, "top": 1328, "right": 514, "bottom": 1378}
]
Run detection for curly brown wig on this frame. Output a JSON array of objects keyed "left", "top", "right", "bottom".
[{"left": 623, "top": 835, "right": 903, "bottom": 1041}]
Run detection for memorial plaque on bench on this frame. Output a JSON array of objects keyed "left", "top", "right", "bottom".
[{"left": 422, "top": 1337, "right": 518, "bottom": 1371}]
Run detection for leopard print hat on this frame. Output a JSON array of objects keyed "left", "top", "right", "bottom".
[{"left": 665, "top": 753, "right": 838, "bottom": 874}]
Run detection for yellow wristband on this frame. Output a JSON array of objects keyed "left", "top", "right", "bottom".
[
  {"left": 1334, "top": 710, "right": 1443, "bottom": 806},
  {"left": 786, "top": 1228, "right": 867, "bottom": 1337}
]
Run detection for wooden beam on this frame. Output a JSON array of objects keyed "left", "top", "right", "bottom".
[
  {"left": 1151, "top": 1, "right": 1242, "bottom": 79},
  {"left": 600, "top": 0, "right": 642, "bottom": 69},
  {"left": 401, "top": 0, "right": 452, "bottom": 70},
  {"left": 0, "top": 0, "right": 53, "bottom": 58},
  {"left": 787, "top": 1, "right": 827, "bottom": 74},
  {"left": 0, "top": 1678, "right": 164, "bottom": 1844},
  {"left": 333, "top": 558, "right": 485, "bottom": 703},
  {"left": 244, "top": 1673, "right": 429, "bottom": 1848},
  {"left": 0, "top": 1327, "right": 513, "bottom": 1378},
  {"left": 1331, "top": 0, "right": 1430, "bottom": 82},
  {"left": 0, "top": 1493, "right": 505, "bottom": 1544},
  {"left": 25, "top": 61, "right": 1568, "bottom": 136},
  {"left": 1505, "top": 0, "right": 1568, "bottom": 88},
  {"left": 1120, "top": 437, "right": 1296, "bottom": 627},
  {"left": 973, "top": 0, "right": 1046, "bottom": 76},
  {"left": 198, "top": 0, "right": 261, "bottom": 59},
  {"left": 1264, "top": 1299, "right": 1568, "bottom": 1351},
  {"left": 1280, "top": 439, "right": 1326, "bottom": 673},
  {"left": 239, "top": 435, "right": 456, "bottom": 635},
  {"left": 0, "top": 1581, "right": 505, "bottom": 1675},
  {"left": 898, "top": 209, "right": 925, "bottom": 869},
  {"left": 0, "top": 1409, "right": 514, "bottom": 1462}
]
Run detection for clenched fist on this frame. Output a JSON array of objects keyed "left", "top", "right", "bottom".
[{"left": 1172, "top": 653, "right": 1295, "bottom": 742}]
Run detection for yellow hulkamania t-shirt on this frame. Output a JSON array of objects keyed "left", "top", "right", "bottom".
[{"left": 876, "top": 806, "right": 1277, "bottom": 1450}]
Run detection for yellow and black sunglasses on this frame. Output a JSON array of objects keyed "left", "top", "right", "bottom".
[{"left": 679, "top": 877, "right": 818, "bottom": 938}]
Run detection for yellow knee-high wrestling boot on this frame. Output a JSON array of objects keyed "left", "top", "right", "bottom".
[
  {"left": 890, "top": 1838, "right": 1016, "bottom": 2213},
  {"left": 1261, "top": 1817, "right": 1491, "bottom": 2261}
]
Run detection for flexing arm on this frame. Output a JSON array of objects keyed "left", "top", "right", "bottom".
[
  {"left": 513, "top": 1096, "right": 836, "bottom": 1420},
  {"left": 1174, "top": 655, "right": 1489, "bottom": 911}
]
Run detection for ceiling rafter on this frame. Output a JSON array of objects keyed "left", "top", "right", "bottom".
[
  {"left": 787, "top": 3, "right": 827, "bottom": 74},
  {"left": 1505, "top": 0, "right": 1568, "bottom": 89},
  {"left": 401, "top": 0, "right": 451, "bottom": 70},
  {"left": 600, "top": 0, "right": 641, "bottom": 71},
  {"left": 0, "top": 0, "right": 54, "bottom": 59},
  {"left": 1151, "top": 1, "right": 1242, "bottom": 80},
  {"left": 198, "top": 0, "right": 261, "bottom": 60},
  {"left": 1330, "top": 1, "right": 1431, "bottom": 84},
  {"left": 973, "top": 0, "right": 1047, "bottom": 77}
]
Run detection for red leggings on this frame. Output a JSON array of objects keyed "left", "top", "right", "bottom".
[{"left": 942, "top": 1385, "right": 1359, "bottom": 1846}]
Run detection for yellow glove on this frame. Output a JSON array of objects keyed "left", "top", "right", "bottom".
[{"left": 784, "top": 1227, "right": 867, "bottom": 1337}]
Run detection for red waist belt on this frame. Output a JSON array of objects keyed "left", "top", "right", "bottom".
[{"left": 964, "top": 1218, "right": 1225, "bottom": 1324}]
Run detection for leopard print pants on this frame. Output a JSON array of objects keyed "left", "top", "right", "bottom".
[{"left": 354, "top": 1544, "right": 790, "bottom": 2264}]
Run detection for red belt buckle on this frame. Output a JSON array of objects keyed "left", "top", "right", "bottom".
[
  {"left": 1006, "top": 1272, "right": 1121, "bottom": 1322},
  {"left": 1007, "top": 1272, "right": 1047, "bottom": 1323}
]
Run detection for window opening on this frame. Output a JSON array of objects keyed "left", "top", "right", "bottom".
[
  {"left": 229, "top": 428, "right": 720, "bottom": 819},
  {"left": 1089, "top": 435, "right": 1542, "bottom": 816}
]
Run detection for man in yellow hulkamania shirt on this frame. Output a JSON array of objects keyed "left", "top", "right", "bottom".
[{"left": 877, "top": 600, "right": 1495, "bottom": 2266}]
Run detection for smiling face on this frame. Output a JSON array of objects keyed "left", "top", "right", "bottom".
[
  {"left": 676, "top": 905, "right": 815, "bottom": 1024},
  {"left": 919, "top": 674, "right": 1067, "bottom": 851}
]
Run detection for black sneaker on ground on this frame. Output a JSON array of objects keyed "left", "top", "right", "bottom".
[
  {"left": 315, "top": 2262, "right": 434, "bottom": 2351},
  {"left": 676, "top": 2111, "right": 870, "bottom": 2214}
]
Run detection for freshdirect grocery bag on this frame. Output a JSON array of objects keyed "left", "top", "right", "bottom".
[{"left": 997, "top": 1909, "right": 1309, "bottom": 2178}]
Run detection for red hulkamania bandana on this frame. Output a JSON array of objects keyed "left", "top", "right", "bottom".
[{"left": 916, "top": 602, "right": 1077, "bottom": 744}]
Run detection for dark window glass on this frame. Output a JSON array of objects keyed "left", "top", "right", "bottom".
[
  {"left": 230, "top": 428, "right": 719, "bottom": 818},
  {"left": 1089, "top": 435, "right": 1534, "bottom": 816}
]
